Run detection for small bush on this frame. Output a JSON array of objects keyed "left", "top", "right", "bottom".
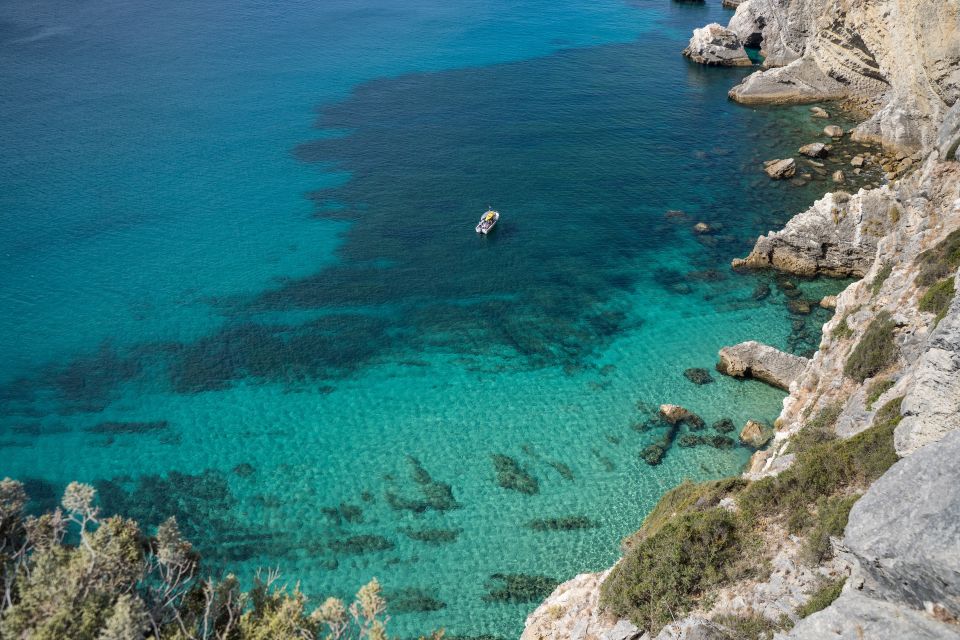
[
  {"left": 801, "top": 494, "right": 859, "bottom": 565},
  {"left": 864, "top": 378, "right": 895, "bottom": 410},
  {"left": 918, "top": 277, "right": 955, "bottom": 328},
  {"left": 600, "top": 509, "right": 756, "bottom": 634},
  {"left": 844, "top": 311, "right": 898, "bottom": 382},
  {"left": 796, "top": 577, "right": 847, "bottom": 618},
  {"left": 629, "top": 478, "right": 747, "bottom": 544},
  {"left": 738, "top": 398, "right": 901, "bottom": 532},
  {"left": 870, "top": 263, "right": 893, "bottom": 296},
  {"left": 713, "top": 613, "right": 792, "bottom": 640},
  {"left": 789, "top": 402, "right": 842, "bottom": 453},
  {"left": 916, "top": 229, "right": 960, "bottom": 287},
  {"left": 831, "top": 312, "right": 854, "bottom": 340}
]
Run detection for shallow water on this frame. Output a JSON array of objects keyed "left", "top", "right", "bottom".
[{"left": 1, "top": 0, "right": 855, "bottom": 636}]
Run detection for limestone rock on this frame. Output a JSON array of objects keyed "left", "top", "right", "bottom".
[
  {"left": 844, "top": 430, "right": 960, "bottom": 624},
  {"left": 660, "top": 404, "right": 692, "bottom": 425},
  {"left": 824, "top": 125, "right": 844, "bottom": 138},
  {"left": 764, "top": 158, "right": 796, "bottom": 179},
  {"left": 732, "top": 188, "right": 897, "bottom": 278},
  {"left": 683, "top": 23, "right": 752, "bottom": 67},
  {"left": 832, "top": 169, "right": 845, "bottom": 183},
  {"left": 819, "top": 295, "right": 838, "bottom": 309},
  {"left": 723, "top": 0, "right": 960, "bottom": 153},
  {"left": 798, "top": 142, "right": 827, "bottom": 158},
  {"left": 693, "top": 222, "right": 711, "bottom": 234},
  {"left": 784, "top": 590, "right": 960, "bottom": 640},
  {"left": 739, "top": 420, "right": 774, "bottom": 448},
  {"left": 896, "top": 280, "right": 960, "bottom": 455},
  {"left": 810, "top": 106, "right": 829, "bottom": 119},
  {"left": 654, "top": 617, "right": 732, "bottom": 640},
  {"left": 729, "top": 58, "right": 849, "bottom": 105},
  {"left": 716, "top": 341, "right": 809, "bottom": 391},
  {"left": 938, "top": 101, "right": 960, "bottom": 161},
  {"left": 520, "top": 570, "right": 629, "bottom": 640}
]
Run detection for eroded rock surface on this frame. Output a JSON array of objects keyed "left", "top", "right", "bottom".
[
  {"left": 683, "top": 23, "right": 752, "bottom": 67},
  {"left": 717, "top": 341, "right": 809, "bottom": 390},
  {"left": 732, "top": 188, "right": 897, "bottom": 278}
]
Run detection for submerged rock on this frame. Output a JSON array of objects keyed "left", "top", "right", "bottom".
[
  {"left": 739, "top": 419, "right": 774, "bottom": 448},
  {"left": 764, "top": 158, "right": 797, "bottom": 179},
  {"left": 799, "top": 142, "right": 828, "bottom": 158},
  {"left": 682, "top": 23, "right": 752, "bottom": 67},
  {"left": 824, "top": 124, "right": 845, "bottom": 138},
  {"left": 717, "top": 341, "right": 809, "bottom": 391},
  {"left": 810, "top": 106, "right": 830, "bottom": 119},
  {"left": 659, "top": 404, "right": 693, "bottom": 425},
  {"left": 683, "top": 367, "right": 715, "bottom": 385}
]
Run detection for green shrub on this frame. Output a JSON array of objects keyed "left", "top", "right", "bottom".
[
  {"left": 864, "top": 378, "right": 895, "bottom": 410},
  {"left": 844, "top": 311, "right": 898, "bottom": 382},
  {"left": 738, "top": 398, "right": 901, "bottom": 533},
  {"left": 600, "top": 509, "right": 757, "bottom": 634},
  {"left": 831, "top": 312, "right": 854, "bottom": 340},
  {"left": 870, "top": 263, "right": 893, "bottom": 296},
  {"left": 918, "top": 277, "right": 955, "bottom": 328},
  {"left": 627, "top": 478, "right": 747, "bottom": 545},
  {"left": 801, "top": 494, "right": 859, "bottom": 565},
  {"left": 916, "top": 229, "right": 960, "bottom": 287},
  {"left": 789, "top": 401, "right": 843, "bottom": 453},
  {"left": 713, "top": 613, "right": 792, "bottom": 640},
  {"left": 796, "top": 577, "right": 847, "bottom": 618}
]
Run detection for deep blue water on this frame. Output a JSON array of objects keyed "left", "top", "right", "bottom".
[{"left": 1, "top": 0, "right": 858, "bottom": 636}]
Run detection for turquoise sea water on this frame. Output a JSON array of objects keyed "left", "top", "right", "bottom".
[{"left": 1, "top": 1, "right": 856, "bottom": 636}]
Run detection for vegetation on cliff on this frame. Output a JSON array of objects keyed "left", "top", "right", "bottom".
[
  {"left": 598, "top": 398, "right": 903, "bottom": 636},
  {"left": 0, "top": 479, "right": 436, "bottom": 640}
]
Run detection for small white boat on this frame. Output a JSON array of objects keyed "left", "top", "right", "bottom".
[{"left": 476, "top": 209, "right": 499, "bottom": 234}]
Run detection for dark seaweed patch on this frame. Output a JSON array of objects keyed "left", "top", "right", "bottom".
[
  {"left": 491, "top": 454, "right": 539, "bottom": 495},
  {"left": 386, "top": 587, "right": 447, "bottom": 614},
  {"left": 86, "top": 420, "right": 169, "bottom": 434},
  {"left": 232, "top": 462, "right": 256, "bottom": 477},
  {"left": 400, "top": 527, "right": 461, "bottom": 544},
  {"left": 385, "top": 457, "right": 460, "bottom": 513},
  {"left": 527, "top": 516, "right": 597, "bottom": 531},
  {"left": 328, "top": 534, "right": 394, "bottom": 555},
  {"left": 482, "top": 574, "right": 559, "bottom": 603},
  {"left": 547, "top": 460, "right": 574, "bottom": 481}
]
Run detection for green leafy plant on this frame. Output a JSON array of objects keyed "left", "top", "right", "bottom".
[
  {"left": 844, "top": 311, "right": 898, "bottom": 382},
  {"left": 796, "top": 578, "right": 847, "bottom": 618},
  {"left": 918, "top": 277, "right": 955, "bottom": 328}
]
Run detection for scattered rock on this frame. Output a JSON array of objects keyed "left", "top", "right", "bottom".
[
  {"left": 752, "top": 282, "right": 771, "bottom": 301},
  {"left": 693, "top": 222, "right": 711, "bottom": 234},
  {"left": 683, "top": 368, "right": 715, "bottom": 385},
  {"left": 832, "top": 169, "right": 846, "bottom": 183},
  {"left": 819, "top": 295, "right": 838, "bottom": 309},
  {"left": 787, "top": 299, "right": 813, "bottom": 315},
  {"left": 659, "top": 404, "right": 692, "bottom": 425},
  {"left": 739, "top": 419, "right": 774, "bottom": 448},
  {"left": 824, "top": 125, "right": 845, "bottom": 137},
  {"left": 682, "top": 23, "right": 752, "bottom": 67},
  {"left": 716, "top": 341, "right": 810, "bottom": 391},
  {"left": 799, "top": 142, "right": 828, "bottom": 158},
  {"left": 764, "top": 158, "right": 797, "bottom": 179},
  {"left": 810, "top": 106, "right": 830, "bottom": 119}
]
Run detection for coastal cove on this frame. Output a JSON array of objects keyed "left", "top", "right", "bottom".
[{"left": 0, "top": 1, "right": 880, "bottom": 638}]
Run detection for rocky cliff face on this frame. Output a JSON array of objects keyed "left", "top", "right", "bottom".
[
  {"left": 523, "top": 3, "right": 960, "bottom": 638},
  {"left": 724, "top": 0, "right": 960, "bottom": 153}
]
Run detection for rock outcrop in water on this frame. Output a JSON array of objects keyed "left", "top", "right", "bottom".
[
  {"left": 682, "top": 23, "right": 752, "bottom": 67},
  {"left": 523, "top": 4, "right": 960, "bottom": 636},
  {"left": 716, "top": 341, "right": 809, "bottom": 391}
]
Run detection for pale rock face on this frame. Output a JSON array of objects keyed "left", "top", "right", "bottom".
[
  {"left": 782, "top": 590, "right": 960, "bottom": 640},
  {"left": 519, "top": 569, "right": 634, "bottom": 640},
  {"left": 731, "top": 187, "right": 898, "bottom": 278},
  {"left": 682, "top": 23, "right": 752, "bottom": 67},
  {"left": 842, "top": 430, "right": 960, "bottom": 624},
  {"left": 739, "top": 419, "right": 774, "bottom": 448},
  {"left": 798, "top": 142, "right": 827, "bottom": 158},
  {"left": 716, "top": 341, "right": 810, "bottom": 391},
  {"left": 726, "top": 0, "right": 960, "bottom": 152},
  {"left": 896, "top": 273, "right": 960, "bottom": 456}
]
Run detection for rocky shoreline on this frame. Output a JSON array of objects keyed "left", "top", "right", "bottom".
[{"left": 521, "top": 1, "right": 960, "bottom": 638}]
